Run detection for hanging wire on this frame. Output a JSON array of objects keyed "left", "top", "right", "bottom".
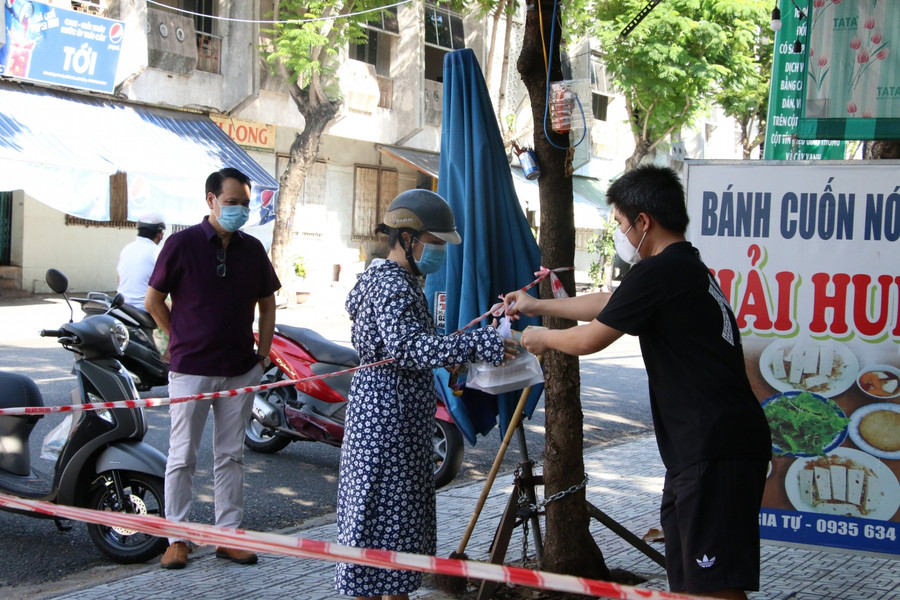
[
  {"left": 541, "top": 0, "right": 586, "bottom": 151},
  {"left": 146, "top": 0, "right": 414, "bottom": 25}
]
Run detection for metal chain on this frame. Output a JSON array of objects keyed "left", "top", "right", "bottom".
[
  {"left": 513, "top": 462, "right": 589, "bottom": 565},
  {"left": 520, "top": 514, "right": 530, "bottom": 566},
  {"left": 517, "top": 473, "right": 589, "bottom": 514}
]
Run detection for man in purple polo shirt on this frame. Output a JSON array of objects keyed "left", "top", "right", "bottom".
[{"left": 145, "top": 167, "right": 281, "bottom": 570}]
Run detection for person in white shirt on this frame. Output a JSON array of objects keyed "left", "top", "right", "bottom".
[{"left": 117, "top": 212, "right": 165, "bottom": 307}]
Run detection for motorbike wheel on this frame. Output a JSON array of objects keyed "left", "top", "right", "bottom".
[
  {"left": 86, "top": 471, "right": 168, "bottom": 564},
  {"left": 433, "top": 419, "right": 464, "bottom": 489},
  {"left": 244, "top": 370, "right": 293, "bottom": 453},
  {"left": 245, "top": 416, "right": 291, "bottom": 453}
]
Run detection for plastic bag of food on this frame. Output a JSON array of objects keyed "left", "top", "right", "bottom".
[{"left": 465, "top": 319, "right": 543, "bottom": 395}]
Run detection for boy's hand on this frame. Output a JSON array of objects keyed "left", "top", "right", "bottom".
[
  {"left": 521, "top": 327, "right": 549, "bottom": 356},
  {"left": 503, "top": 291, "right": 538, "bottom": 320}
]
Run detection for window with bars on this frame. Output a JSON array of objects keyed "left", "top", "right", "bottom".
[
  {"left": 277, "top": 158, "right": 328, "bottom": 238},
  {"left": 71, "top": 1, "right": 106, "bottom": 16},
  {"left": 424, "top": 1, "right": 464, "bottom": 50},
  {"left": 590, "top": 53, "right": 614, "bottom": 122},
  {"left": 352, "top": 166, "right": 398, "bottom": 240},
  {"left": 155, "top": 0, "right": 216, "bottom": 34},
  {"left": 300, "top": 161, "right": 327, "bottom": 206},
  {"left": 349, "top": 7, "right": 396, "bottom": 107},
  {"left": 153, "top": 0, "right": 220, "bottom": 73},
  {"left": 424, "top": 1, "right": 465, "bottom": 82}
]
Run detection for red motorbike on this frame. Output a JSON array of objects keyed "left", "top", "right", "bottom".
[{"left": 246, "top": 325, "right": 465, "bottom": 488}]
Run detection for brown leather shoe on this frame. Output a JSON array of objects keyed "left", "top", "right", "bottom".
[
  {"left": 215, "top": 546, "right": 258, "bottom": 565},
  {"left": 160, "top": 542, "right": 190, "bottom": 569}
]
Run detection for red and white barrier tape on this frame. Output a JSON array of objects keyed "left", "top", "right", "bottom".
[
  {"left": 457, "top": 266, "right": 576, "bottom": 332},
  {"left": 0, "top": 493, "right": 697, "bottom": 600},
  {"left": 0, "top": 358, "right": 395, "bottom": 417},
  {"left": 2, "top": 267, "right": 577, "bottom": 417}
]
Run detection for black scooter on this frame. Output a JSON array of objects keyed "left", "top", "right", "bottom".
[
  {"left": 0, "top": 269, "right": 168, "bottom": 563},
  {"left": 71, "top": 292, "right": 168, "bottom": 391}
]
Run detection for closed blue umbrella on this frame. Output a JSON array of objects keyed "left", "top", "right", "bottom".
[{"left": 425, "top": 48, "right": 543, "bottom": 445}]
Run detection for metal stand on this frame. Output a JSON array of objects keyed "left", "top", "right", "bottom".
[{"left": 476, "top": 423, "right": 665, "bottom": 600}]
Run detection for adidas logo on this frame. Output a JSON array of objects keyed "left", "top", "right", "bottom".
[{"left": 696, "top": 554, "right": 716, "bottom": 568}]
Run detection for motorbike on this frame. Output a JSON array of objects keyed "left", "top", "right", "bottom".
[
  {"left": 246, "top": 324, "right": 466, "bottom": 488},
  {"left": 71, "top": 292, "right": 168, "bottom": 391},
  {"left": 0, "top": 269, "right": 168, "bottom": 563}
]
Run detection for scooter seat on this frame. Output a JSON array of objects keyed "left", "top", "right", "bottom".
[
  {"left": 119, "top": 303, "right": 157, "bottom": 329},
  {"left": 275, "top": 325, "right": 359, "bottom": 367},
  {"left": 0, "top": 371, "right": 45, "bottom": 409}
]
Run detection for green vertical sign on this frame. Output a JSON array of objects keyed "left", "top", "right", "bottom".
[{"left": 764, "top": 0, "right": 845, "bottom": 160}]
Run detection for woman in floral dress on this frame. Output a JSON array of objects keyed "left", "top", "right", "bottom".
[{"left": 335, "top": 190, "right": 509, "bottom": 600}]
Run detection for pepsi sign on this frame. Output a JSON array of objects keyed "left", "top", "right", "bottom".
[{"left": 0, "top": 0, "right": 126, "bottom": 93}]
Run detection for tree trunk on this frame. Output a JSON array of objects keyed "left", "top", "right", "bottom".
[
  {"left": 517, "top": 0, "right": 610, "bottom": 581},
  {"left": 497, "top": 2, "right": 514, "bottom": 136},
  {"left": 864, "top": 140, "right": 900, "bottom": 159},
  {"left": 269, "top": 86, "right": 340, "bottom": 292},
  {"left": 624, "top": 100, "right": 651, "bottom": 170}
]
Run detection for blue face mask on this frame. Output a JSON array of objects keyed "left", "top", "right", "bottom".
[
  {"left": 413, "top": 239, "right": 447, "bottom": 275},
  {"left": 215, "top": 197, "right": 250, "bottom": 232}
]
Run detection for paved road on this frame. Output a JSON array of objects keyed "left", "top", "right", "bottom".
[{"left": 0, "top": 290, "right": 652, "bottom": 591}]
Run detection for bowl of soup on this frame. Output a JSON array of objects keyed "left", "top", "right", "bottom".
[{"left": 856, "top": 364, "right": 900, "bottom": 400}]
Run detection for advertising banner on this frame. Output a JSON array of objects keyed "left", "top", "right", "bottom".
[
  {"left": 764, "top": 0, "right": 845, "bottom": 160},
  {"left": 686, "top": 160, "right": 900, "bottom": 555},
  {"left": 800, "top": 0, "right": 900, "bottom": 140},
  {"left": 210, "top": 114, "right": 277, "bottom": 152},
  {"left": 0, "top": 0, "right": 125, "bottom": 93}
]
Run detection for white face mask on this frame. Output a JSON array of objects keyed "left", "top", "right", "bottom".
[{"left": 613, "top": 223, "right": 646, "bottom": 265}]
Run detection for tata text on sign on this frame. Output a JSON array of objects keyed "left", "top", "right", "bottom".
[
  {"left": 0, "top": 0, "right": 124, "bottom": 93},
  {"left": 685, "top": 160, "right": 900, "bottom": 555},
  {"left": 210, "top": 114, "right": 276, "bottom": 152}
]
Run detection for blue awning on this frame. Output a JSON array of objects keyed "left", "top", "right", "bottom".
[{"left": 0, "top": 80, "right": 278, "bottom": 225}]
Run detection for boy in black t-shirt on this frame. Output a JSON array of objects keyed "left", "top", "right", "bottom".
[{"left": 503, "top": 165, "right": 771, "bottom": 600}]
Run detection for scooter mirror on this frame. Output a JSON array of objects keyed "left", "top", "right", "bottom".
[
  {"left": 45, "top": 269, "right": 69, "bottom": 294},
  {"left": 110, "top": 293, "right": 125, "bottom": 310}
]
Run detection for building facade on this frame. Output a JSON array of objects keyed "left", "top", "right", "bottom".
[{"left": 0, "top": 0, "right": 742, "bottom": 295}]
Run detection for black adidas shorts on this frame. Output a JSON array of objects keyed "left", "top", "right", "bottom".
[{"left": 660, "top": 458, "right": 768, "bottom": 594}]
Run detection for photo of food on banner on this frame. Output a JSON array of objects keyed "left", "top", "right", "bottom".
[{"left": 748, "top": 337, "right": 900, "bottom": 523}]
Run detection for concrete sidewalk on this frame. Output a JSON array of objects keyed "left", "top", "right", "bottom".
[{"left": 20, "top": 436, "right": 898, "bottom": 600}]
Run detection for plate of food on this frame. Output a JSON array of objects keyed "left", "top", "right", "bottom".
[
  {"left": 848, "top": 403, "right": 900, "bottom": 460},
  {"left": 759, "top": 339, "right": 858, "bottom": 398},
  {"left": 785, "top": 447, "right": 900, "bottom": 520},
  {"left": 762, "top": 391, "right": 849, "bottom": 457},
  {"left": 856, "top": 364, "right": 900, "bottom": 400}
]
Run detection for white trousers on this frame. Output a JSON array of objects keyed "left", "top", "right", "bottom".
[{"left": 164, "top": 365, "right": 262, "bottom": 543}]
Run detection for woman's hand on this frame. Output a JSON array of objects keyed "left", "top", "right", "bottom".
[{"left": 502, "top": 338, "right": 520, "bottom": 362}]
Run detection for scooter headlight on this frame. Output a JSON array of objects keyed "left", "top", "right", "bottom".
[
  {"left": 111, "top": 321, "right": 129, "bottom": 355},
  {"left": 88, "top": 393, "right": 115, "bottom": 424}
]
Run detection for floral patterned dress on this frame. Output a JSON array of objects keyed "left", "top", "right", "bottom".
[{"left": 335, "top": 259, "right": 504, "bottom": 597}]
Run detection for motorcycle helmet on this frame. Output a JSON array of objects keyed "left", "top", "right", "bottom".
[
  {"left": 381, "top": 189, "right": 461, "bottom": 244},
  {"left": 137, "top": 212, "right": 166, "bottom": 234}
]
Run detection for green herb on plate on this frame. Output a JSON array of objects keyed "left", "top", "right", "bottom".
[{"left": 763, "top": 391, "right": 849, "bottom": 456}]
